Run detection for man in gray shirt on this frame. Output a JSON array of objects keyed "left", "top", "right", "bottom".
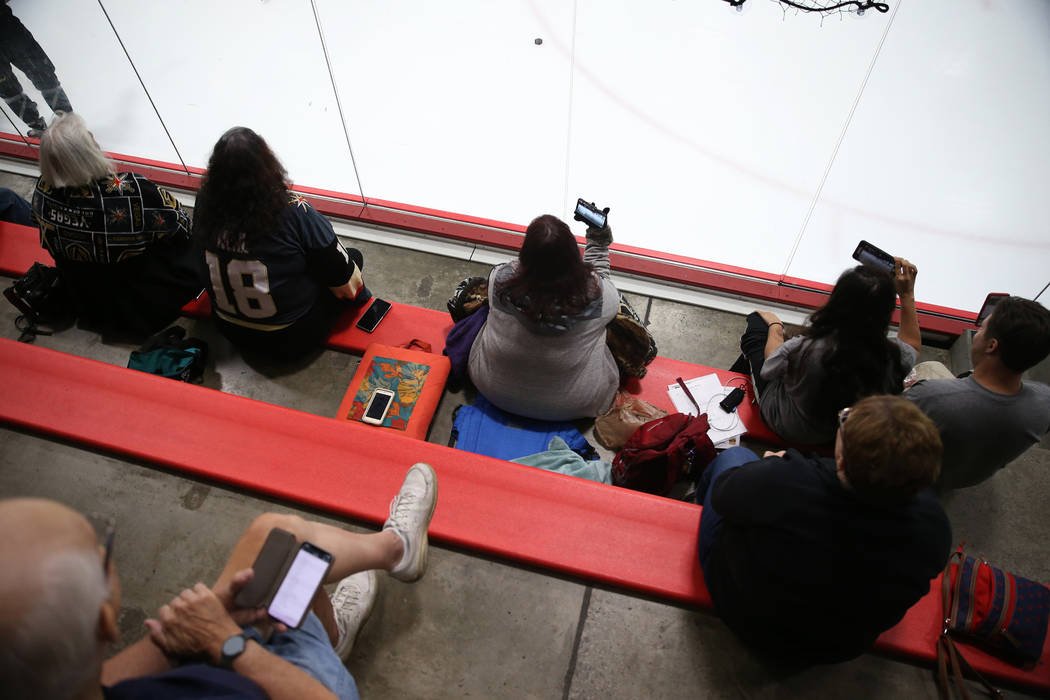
[{"left": 906, "top": 297, "right": 1050, "bottom": 489}]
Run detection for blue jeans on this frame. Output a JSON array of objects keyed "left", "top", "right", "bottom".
[
  {"left": 0, "top": 188, "right": 33, "bottom": 227},
  {"left": 243, "top": 611, "right": 359, "bottom": 700},
  {"left": 696, "top": 446, "right": 760, "bottom": 572}
]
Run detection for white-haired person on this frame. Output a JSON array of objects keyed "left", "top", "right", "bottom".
[
  {"left": 31, "top": 112, "right": 202, "bottom": 335},
  {"left": 0, "top": 463, "right": 438, "bottom": 699}
]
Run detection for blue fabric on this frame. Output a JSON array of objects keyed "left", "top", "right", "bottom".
[
  {"left": 452, "top": 394, "right": 597, "bottom": 461},
  {"left": 695, "top": 446, "right": 759, "bottom": 571},
  {"left": 0, "top": 188, "right": 33, "bottom": 226},
  {"left": 512, "top": 436, "right": 612, "bottom": 484},
  {"left": 443, "top": 304, "right": 489, "bottom": 382},
  {"left": 241, "top": 611, "right": 359, "bottom": 700}
]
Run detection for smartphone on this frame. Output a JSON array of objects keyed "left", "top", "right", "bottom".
[
  {"left": 361, "top": 387, "right": 395, "bottom": 425},
  {"left": 976, "top": 292, "right": 1008, "bottom": 326},
  {"left": 851, "top": 240, "right": 895, "bottom": 274},
  {"left": 267, "top": 542, "right": 334, "bottom": 629},
  {"left": 719, "top": 387, "right": 747, "bottom": 413},
  {"left": 573, "top": 198, "right": 608, "bottom": 230},
  {"left": 355, "top": 298, "right": 391, "bottom": 333}
]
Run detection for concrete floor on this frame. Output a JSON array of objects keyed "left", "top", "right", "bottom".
[{"left": 1, "top": 171, "right": 1048, "bottom": 699}]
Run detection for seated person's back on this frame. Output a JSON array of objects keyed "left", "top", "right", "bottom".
[
  {"left": 32, "top": 112, "right": 201, "bottom": 334},
  {"left": 468, "top": 215, "right": 619, "bottom": 420},
  {"left": 906, "top": 296, "right": 1050, "bottom": 489},
  {"left": 698, "top": 396, "right": 950, "bottom": 663},
  {"left": 195, "top": 127, "right": 367, "bottom": 361},
  {"left": 741, "top": 263, "right": 921, "bottom": 445}
]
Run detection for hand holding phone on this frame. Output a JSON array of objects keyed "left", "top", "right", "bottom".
[{"left": 574, "top": 198, "right": 609, "bottom": 230}]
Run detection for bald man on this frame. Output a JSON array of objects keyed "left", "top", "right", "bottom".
[{"left": 0, "top": 462, "right": 438, "bottom": 700}]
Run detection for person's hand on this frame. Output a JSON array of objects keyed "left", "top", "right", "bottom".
[
  {"left": 894, "top": 257, "right": 917, "bottom": 298},
  {"left": 212, "top": 568, "right": 272, "bottom": 628},
  {"left": 763, "top": 450, "right": 786, "bottom": 458},
  {"left": 756, "top": 310, "right": 782, "bottom": 328},
  {"left": 145, "top": 583, "right": 244, "bottom": 664},
  {"left": 586, "top": 224, "right": 613, "bottom": 246}
]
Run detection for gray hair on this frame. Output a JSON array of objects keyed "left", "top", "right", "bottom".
[
  {"left": 0, "top": 550, "right": 111, "bottom": 700},
  {"left": 39, "top": 112, "right": 114, "bottom": 188}
]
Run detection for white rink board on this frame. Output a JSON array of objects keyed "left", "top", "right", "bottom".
[
  {"left": 2, "top": 0, "right": 1046, "bottom": 312},
  {"left": 314, "top": 0, "right": 574, "bottom": 226},
  {"left": 98, "top": 0, "right": 361, "bottom": 197},
  {"left": 784, "top": 0, "right": 1050, "bottom": 312}
]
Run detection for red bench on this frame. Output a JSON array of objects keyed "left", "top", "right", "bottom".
[{"left": 0, "top": 338, "right": 1045, "bottom": 693}]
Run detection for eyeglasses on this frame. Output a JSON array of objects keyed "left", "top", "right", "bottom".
[{"left": 87, "top": 513, "right": 116, "bottom": 576}]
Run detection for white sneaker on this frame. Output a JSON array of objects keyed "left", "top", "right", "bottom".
[
  {"left": 384, "top": 462, "right": 438, "bottom": 582},
  {"left": 331, "top": 569, "right": 378, "bottom": 661}
]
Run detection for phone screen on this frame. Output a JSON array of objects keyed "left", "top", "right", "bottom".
[
  {"left": 268, "top": 544, "right": 332, "bottom": 628},
  {"left": 365, "top": 390, "right": 393, "bottom": 421},
  {"left": 852, "top": 241, "right": 894, "bottom": 273},
  {"left": 355, "top": 298, "right": 392, "bottom": 333},
  {"left": 575, "top": 200, "right": 607, "bottom": 230}
]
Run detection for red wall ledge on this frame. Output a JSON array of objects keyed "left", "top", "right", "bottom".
[{"left": 0, "top": 137, "right": 976, "bottom": 336}]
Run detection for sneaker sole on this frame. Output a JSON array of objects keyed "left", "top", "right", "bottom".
[{"left": 393, "top": 462, "right": 438, "bottom": 583}]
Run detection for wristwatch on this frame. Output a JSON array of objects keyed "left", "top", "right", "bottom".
[{"left": 218, "top": 632, "right": 251, "bottom": 669}]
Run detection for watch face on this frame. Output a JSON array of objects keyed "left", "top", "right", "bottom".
[{"left": 221, "top": 633, "right": 246, "bottom": 662}]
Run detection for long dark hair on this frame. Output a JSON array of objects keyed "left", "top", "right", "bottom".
[
  {"left": 790, "top": 265, "right": 905, "bottom": 420},
  {"left": 499, "top": 215, "right": 599, "bottom": 322},
  {"left": 194, "top": 127, "right": 288, "bottom": 252}
]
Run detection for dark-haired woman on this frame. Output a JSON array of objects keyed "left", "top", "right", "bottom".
[
  {"left": 195, "top": 127, "right": 367, "bottom": 361},
  {"left": 739, "top": 260, "right": 922, "bottom": 445},
  {"left": 468, "top": 215, "right": 619, "bottom": 420}
]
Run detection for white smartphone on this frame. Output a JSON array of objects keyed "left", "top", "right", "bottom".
[
  {"left": 267, "top": 542, "right": 333, "bottom": 628},
  {"left": 361, "top": 388, "right": 395, "bottom": 425}
]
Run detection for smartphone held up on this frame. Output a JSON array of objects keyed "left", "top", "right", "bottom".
[{"left": 573, "top": 198, "right": 609, "bottom": 231}]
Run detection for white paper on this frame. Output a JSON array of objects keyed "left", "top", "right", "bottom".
[{"left": 667, "top": 374, "right": 749, "bottom": 446}]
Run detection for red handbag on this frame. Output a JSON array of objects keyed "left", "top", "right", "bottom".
[
  {"left": 611, "top": 413, "right": 715, "bottom": 496},
  {"left": 937, "top": 548, "right": 1050, "bottom": 698}
]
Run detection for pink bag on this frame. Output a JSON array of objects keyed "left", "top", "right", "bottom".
[{"left": 594, "top": 394, "right": 667, "bottom": 450}]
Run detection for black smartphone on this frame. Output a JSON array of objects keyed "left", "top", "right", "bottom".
[
  {"left": 267, "top": 542, "right": 334, "bottom": 628},
  {"left": 355, "top": 298, "right": 392, "bottom": 333},
  {"left": 719, "top": 387, "right": 746, "bottom": 413},
  {"left": 573, "top": 198, "right": 608, "bottom": 230},
  {"left": 851, "top": 240, "right": 895, "bottom": 274},
  {"left": 976, "top": 292, "right": 1009, "bottom": 326}
]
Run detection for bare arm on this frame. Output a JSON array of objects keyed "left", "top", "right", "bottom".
[
  {"left": 756, "top": 310, "right": 786, "bottom": 358},
  {"left": 329, "top": 264, "right": 364, "bottom": 301},
  {"left": 894, "top": 257, "right": 922, "bottom": 354},
  {"left": 146, "top": 583, "right": 336, "bottom": 700}
]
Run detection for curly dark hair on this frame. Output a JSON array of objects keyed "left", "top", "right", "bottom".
[
  {"left": 789, "top": 265, "right": 905, "bottom": 422},
  {"left": 193, "top": 127, "right": 288, "bottom": 252},
  {"left": 498, "top": 215, "right": 599, "bottom": 322}
]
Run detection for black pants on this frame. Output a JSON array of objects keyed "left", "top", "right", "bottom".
[
  {"left": 215, "top": 292, "right": 343, "bottom": 363},
  {"left": 0, "top": 6, "right": 72, "bottom": 130},
  {"left": 739, "top": 312, "right": 772, "bottom": 396}
]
